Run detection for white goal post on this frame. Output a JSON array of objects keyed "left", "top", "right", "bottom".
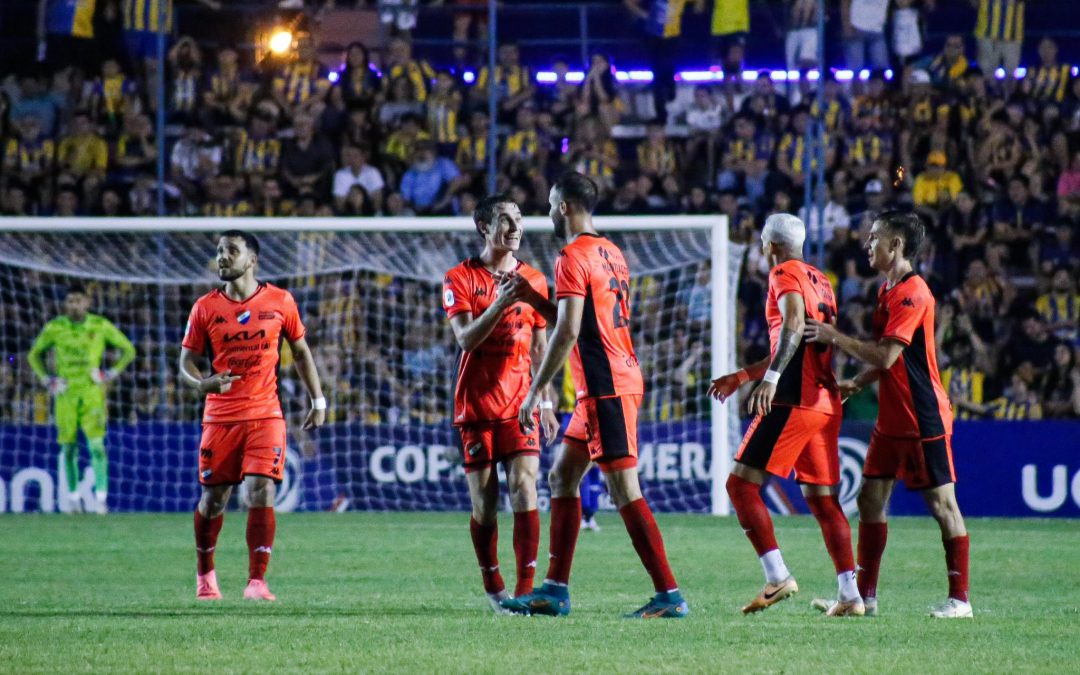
[{"left": 0, "top": 215, "right": 740, "bottom": 515}]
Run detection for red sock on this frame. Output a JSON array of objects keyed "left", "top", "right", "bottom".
[
  {"left": 513, "top": 510, "right": 540, "bottom": 596},
  {"left": 857, "top": 521, "right": 888, "bottom": 599},
  {"left": 194, "top": 511, "right": 224, "bottom": 575},
  {"left": 726, "top": 474, "right": 779, "bottom": 556},
  {"left": 246, "top": 507, "right": 276, "bottom": 581},
  {"left": 805, "top": 495, "right": 855, "bottom": 573},
  {"left": 469, "top": 517, "right": 504, "bottom": 594},
  {"left": 619, "top": 498, "right": 678, "bottom": 593},
  {"left": 545, "top": 497, "right": 581, "bottom": 585},
  {"left": 944, "top": 534, "right": 970, "bottom": 602}
]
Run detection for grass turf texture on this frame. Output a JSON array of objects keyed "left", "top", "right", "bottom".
[{"left": 2, "top": 513, "right": 1077, "bottom": 673}]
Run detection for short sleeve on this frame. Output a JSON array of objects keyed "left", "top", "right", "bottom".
[
  {"left": 282, "top": 292, "right": 306, "bottom": 342},
  {"left": 443, "top": 267, "right": 472, "bottom": 318},
  {"left": 554, "top": 250, "right": 588, "bottom": 299},
  {"left": 182, "top": 302, "right": 208, "bottom": 352},
  {"left": 882, "top": 291, "right": 926, "bottom": 345},
  {"left": 769, "top": 264, "right": 802, "bottom": 302}
]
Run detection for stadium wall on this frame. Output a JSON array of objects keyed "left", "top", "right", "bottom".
[{"left": 3, "top": 421, "right": 1079, "bottom": 517}]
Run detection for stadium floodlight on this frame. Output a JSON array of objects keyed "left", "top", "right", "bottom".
[
  {"left": 0, "top": 216, "right": 742, "bottom": 516},
  {"left": 269, "top": 30, "right": 294, "bottom": 55}
]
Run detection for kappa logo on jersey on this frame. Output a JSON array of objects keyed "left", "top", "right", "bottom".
[
  {"left": 237, "top": 310, "right": 251, "bottom": 324},
  {"left": 901, "top": 297, "right": 915, "bottom": 307},
  {"left": 474, "top": 286, "right": 487, "bottom": 297},
  {"left": 200, "top": 447, "right": 213, "bottom": 459},
  {"left": 213, "top": 316, "right": 227, "bottom": 325}
]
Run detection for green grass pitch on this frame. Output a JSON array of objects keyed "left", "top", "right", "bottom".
[{"left": 2, "top": 513, "right": 1078, "bottom": 672}]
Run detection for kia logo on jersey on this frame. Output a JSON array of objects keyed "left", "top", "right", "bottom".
[{"left": 237, "top": 310, "right": 251, "bottom": 324}]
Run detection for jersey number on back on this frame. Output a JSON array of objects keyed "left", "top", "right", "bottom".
[{"left": 608, "top": 276, "right": 631, "bottom": 329}]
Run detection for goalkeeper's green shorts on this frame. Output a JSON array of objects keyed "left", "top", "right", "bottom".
[{"left": 55, "top": 384, "right": 107, "bottom": 444}]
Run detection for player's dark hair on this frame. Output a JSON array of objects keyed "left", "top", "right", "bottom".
[
  {"left": 220, "top": 229, "right": 260, "bottom": 256},
  {"left": 553, "top": 172, "right": 598, "bottom": 214},
  {"left": 473, "top": 192, "right": 514, "bottom": 237},
  {"left": 65, "top": 283, "right": 88, "bottom": 297},
  {"left": 876, "top": 210, "right": 925, "bottom": 259}
]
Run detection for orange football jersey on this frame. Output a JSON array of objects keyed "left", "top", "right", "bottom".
[
  {"left": 765, "top": 259, "right": 841, "bottom": 415},
  {"left": 443, "top": 258, "right": 549, "bottom": 424},
  {"left": 555, "top": 233, "right": 644, "bottom": 399},
  {"left": 872, "top": 272, "right": 954, "bottom": 438},
  {"left": 182, "top": 283, "right": 305, "bottom": 423}
]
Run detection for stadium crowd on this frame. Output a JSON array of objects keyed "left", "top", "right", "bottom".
[{"left": 0, "top": 0, "right": 1078, "bottom": 423}]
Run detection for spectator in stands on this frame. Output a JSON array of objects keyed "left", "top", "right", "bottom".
[
  {"left": 378, "top": 76, "right": 424, "bottom": 129},
  {"left": 339, "top": 42, "right": 381, "bottom": 113},
  {"left": 990, "top": 174, "right": 1046, "bottom": 271},
  {"left": 709, "top": 0, "right": 749, "bottom": 74},
  {"left": 166, "top": 36, "right": 203, "bottom": 126},
  {"left": 566, "top": 115, "right": 619, "bottom": 197},
  {"left": 281, "top": 112, "right": 336, "bottom": 200},
  {"left": 972, "top": 0, "right": 1024, "bottom": 82},
  {"left": 57, "top": 109, "right": 108, "bottom": 200},
  {"left": 1041, "top": 343, "right": 1080, "bottom": 418},
  {"left": 7, "top": 68, "right": 63, "bottom": 138},
  {"left": 1024, "top": 37, "right": 1072, "bottom": 103},
  {"left": 623, "top": 0, "right": 685, "bottom": 123},
  {"left": 845, "top": 107, "right": 892, "bottom": 184},
  {"left": 2, "top": 183, "right": 33, "bottom": 216},
  {"left": 785, "top": 0, "right": 819, "bottom": 74},
  {"left": 913, "top": 149, "right": 962, "bottom": 209},
  {"left": 385, "top": 37, "right": 434, "bottom": 104},
  {"left": 501, "top": 104, "right": 546, "bottom": 194},
  {"left": 581, "top": 52, "right": 623, "bottom": 129},
  {"left": 941, "top": 333, "right": 991, "bottom": 421},
  {"left": 841, "top": 0, "right": 890, "bottom": 72},
  {"left": 955, "top": 258, "right": 1012, "bottom": 341},
  {"left": 890, "top": 0, "right": 927, "bottom": 67},
  {"left": 170, "top": 124, "right": 222, "bottom": 204},
  {"left": 333, "top": 143, "right": 385, "bottom": 214},
  {"left": 201, "top": 173, "right": 250, "bottom": 216},
  {"left": 272, "top": 36, "right": 332, "bottom": 119},
  {"left": 89, "top": 58, "right": 138, "bottom": 133},
  {"left": 717, "top": 113, "right": 771, "bottom": 206},
  {"left": 799, "top": 181, "right": 850, "bottom": 247},
  {"left": 52, "top": 184, "right": 81, "bottom": 216},
  {"left": 400, "top": 139, "right": 462, "bottom": 215},
  {"left": 4, "top": 114, "right": 55, "bottom": 199},
  {"left": 425, "top": 71, "right": 461, "bottom": 157},
  {"left": 1005, "top": 313, "right": 1058, "bottom": 378},
  {"left": 1037, "top": 223, "right": 1079, "bottom": 277},
  {"left": 927, "top": 34, "right": 970, "bottom": 92},
  {"left": 112, "top": 112, "right": 157, "bottom": 183},
  {"left": 776, "top": 106, "right": 835, "bottom": 190},
  {"left": 637, "top": 119, "right": 679, "bottom": 181},
  {"left": 1036, "top": 267, "right": 1080, "bottom": 344},
  {"left": 202, "top": 47, "right": 250, "bottom": 130},
  {"left": 474, "top": 43, "right": 534, "bottom": 125},
  {"left": 251, "top": 176, "right": 294, "bottom": 217},
  {"left": 1056, "top": 150, "right": 1080, "bottom": 208},
  {"left": 96, "top": 186, "right": 127, "bottom": 217},
  {"left": 454, "top": 110, "right": 491, "bottom": 193},
  {"left": 974, "top": 111, "right": 1023, "bottom": 188}
]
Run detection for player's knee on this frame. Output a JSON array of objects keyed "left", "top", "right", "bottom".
[{"left": 857, "top": 489, "right": 885, "bottom": 520}]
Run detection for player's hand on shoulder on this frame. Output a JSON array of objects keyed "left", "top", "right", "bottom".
[
  {"left": 708, "top": 373, "right": 740, "bottom": 402},
  {"left": 199, "top": 369, "right": 241, "bottom": 394},
  {"left": 302, "top": 407, "right": 325, "bottom": 431}
]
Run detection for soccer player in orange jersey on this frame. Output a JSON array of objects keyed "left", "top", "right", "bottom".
[
  {"left": 179, "top": 230, "right": 325, "bottom": 601},
  {"left": 805, "top": 211, "right": 971, "bottom": 619},
  {"left": 709, "top": 214, "right": 863, "bottom": 617},
  {"left": 442, "top": 193, "right": 560, "bottom": 613},
  {"left": 502, "top": 171, "right": 689, "bottom": 619}
]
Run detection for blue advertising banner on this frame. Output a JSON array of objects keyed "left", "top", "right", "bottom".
[{"left": 1, "top": 420, "right": 1077, "bottom": 516}]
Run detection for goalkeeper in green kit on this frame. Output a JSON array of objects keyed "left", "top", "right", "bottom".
[{"left": 28, "top": 286, "right": 136, "bottom": 514}]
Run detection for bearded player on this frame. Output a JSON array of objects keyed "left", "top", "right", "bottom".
[
  {"left": 179, "top": 230, "right": 326, "bottom": 601},
  {"left": 442, "top": 194, "right": 560, "bottom": 613},
  {"left": 28, "top": 285, "right": 136, "bottom": 514},
  {"left": 708, "top": 214, "right": 862, "bottom": 616},
  {"left": 503, "top": 171, "right": 689, "bottom": 619},
  {"left": 805, "top": 210, "right": 971, "bottom": 618}
]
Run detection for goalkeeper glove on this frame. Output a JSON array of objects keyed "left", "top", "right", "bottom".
[{"left": 42, "top": 376, "right": 67, "bottom": 395}]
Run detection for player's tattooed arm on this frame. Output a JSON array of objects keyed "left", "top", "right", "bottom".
[
  {"left": 178, "top": 347, "right": 239, "bottom": 394},
  {"left": 746, "top": 293, "right": 805, "bottom": 416},
  {"left": 766, "top": 293, "right": 807, "bottom": 377}
]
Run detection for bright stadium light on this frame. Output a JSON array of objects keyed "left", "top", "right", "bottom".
[
  {"left": 463, "top": 71, "right": 475, "bottom": 84},
  {"left": 269, "top": 30, "right": 294, "bottom": 55}
]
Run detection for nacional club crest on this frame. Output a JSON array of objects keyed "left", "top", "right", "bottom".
[{"left": 237, "top": 310, "right": 251, "bottom": 325}]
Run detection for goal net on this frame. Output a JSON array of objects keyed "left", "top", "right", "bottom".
[{"left": 0, "top": 216, "right": 742, "bottom": 514}]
